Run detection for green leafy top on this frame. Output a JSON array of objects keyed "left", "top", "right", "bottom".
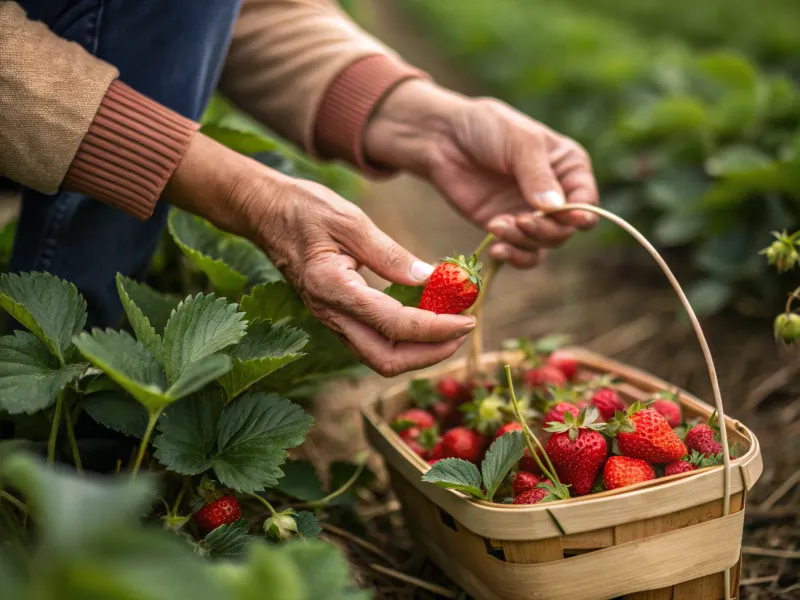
[
  {"left": 443, "top": 253, "right": 483, "bottom": 291},
  {"left": 544, "top": 406, "right": 606, "bottom": 441}
]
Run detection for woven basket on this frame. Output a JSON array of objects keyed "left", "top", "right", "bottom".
[{"left": 362, "top": 205, "right": 763, "bottom": 600}]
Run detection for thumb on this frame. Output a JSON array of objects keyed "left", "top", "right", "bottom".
[
  {"left": 515, "top": 136, "right": 568, "bottom": 217},
  {"left": 344, "top": 216, "right": 435, "bottom": 286}
]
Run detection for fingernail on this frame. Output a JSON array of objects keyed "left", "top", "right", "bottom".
[
  {"left": 533, "top": 190, "right": 565, "bottom": 210},
  {"left": 488, "top": 217, "right": 510, "bottom": 233},
  {"left": 410, "top": 260, "right": 435, "bottom": 282},
  {"left": 490, "top": 246, "right": 510, "bottom": 261},
  {"left": 518, "top": 215, "right": 537, "bottom": 231}
]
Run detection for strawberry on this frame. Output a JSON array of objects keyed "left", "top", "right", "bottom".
[
  {"left": 467, "top": 377, "right": 496, "bottom": 396},
  {"left": 393, "top": 409, "right": 436, "bottom": 431},
  {"left": 590, "top": 388, "right": 624, "bottom": 421},
  {"left": 493, "top": 421, "right": 523, "bottom": 441},
  {"left": 664, "top": 459, "right": 697, "bottom": 476},
  {"left": 437, "top": 377, "right": 470, "bottom": 405},
  {"left": 438, "top": 427, "right": 487, "bottom": 463},
  {"left": 603, "top": 456, "right": 655, "bottom": 490},
  {"left": 513, "top": 481, "right": 553, "bottom": 504},
  {"left": 652, "top": 399, "right": 681, "bottom": 428},
  {"left": 547, "top": 349, "right": 578, "bottom": 380},
  {"left": 523, "top": 364, "right": 567, "bottom": 389},
  {"left": 543, "top": 402, "right": 579, "bottom": 425},
  {"left": 418, "top": 254, "right": 482, "bottom": 315},
  {"left": 429, "top": 441, "right": 445, "bottom": 461},
  {"left": 544, "top": 407, "right": 608, "bottom": 496},
  {"left": 513, "top": 471, "right": 542, "bottom": 496},
  {"left": 609, "top": 403, "right": 687, "bottom": 463},
  {"left": 193, "top": 489, "right": 241, "bottom": 533},
  {"left": 685, "top": 413, "right": 726, "bottom": 458},
  {"left": 519, "top": 447, "right": 544, "bottom": 475},
  {"left": 461, "top": 390, "right": 508, "bottom": 435},
  {"left": 432, "top": 401, "right": 462, "bottom": 427},
  {"left": 664, "top": 450, "right": 723, "bottom": 477}
]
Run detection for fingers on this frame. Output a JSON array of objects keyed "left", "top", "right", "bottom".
[
  {"left": 336, "top": 210, "right": 435, "bottom": 285},
  {"left": 551, "top": 140, "right": 600, "bottom": 229},
  {"left": 488, "top": 243, "right": 541, "bottom": 268},
  {"left": 330, "top": 314, "right": 469, "bottom": 377},
  {"left": 302, "top": 254, "right": 476, "bottom": 344},
  {"left": 512, "top": 134, "right": 568, "bottom": 216},
  {"left": 488, "top": 214, "right": 572, "bottom": 249}
]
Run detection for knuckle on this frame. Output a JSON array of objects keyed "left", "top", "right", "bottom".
[{"left": 380, "top": 242, "right": 407, "bottom": 274}]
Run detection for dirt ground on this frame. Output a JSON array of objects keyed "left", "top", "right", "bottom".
[{"left": 307, "top": 2, "right": 800, "bottom": 599}]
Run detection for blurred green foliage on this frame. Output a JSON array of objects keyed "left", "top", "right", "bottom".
[{"left": 402, "top": 0, "right": 800, "bottom": 316}]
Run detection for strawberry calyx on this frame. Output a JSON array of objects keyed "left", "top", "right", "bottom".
[
  {"left": 417, "top": 426, "right": 440, "bottom": 452},
  {"left": 264, "top": 508, "right": 299, "bottom": 541},
  {"left": 536, "top": 480, "right": 572, "bottom": 503},
  {"left": 443, "top": 253, "right": 483, "bottom": 291},
  {"left": 602, "top": 406, "right": 638, "bottom": 438},
  {"left": 407, "top": 378, "right": 437, "bottom": 408},
  {"left": 193, "top": 475, "right": 227, "bottom": 508},
  {"left": 544, "top": 406, "right": 606, "bottom": 442},
  {"left": 686, "top": 448, "right": 724, "bottom": 468},
  {"left": 460, "top": 390, "right": 507, "bottom": 436}
]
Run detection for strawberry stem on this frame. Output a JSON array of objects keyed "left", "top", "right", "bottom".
[
  {"left": 472, "top": 233, "right": 496, "bottom": 259},
  {"left": 47, "top": 390, "right": 65, "bottom": 465},
  {"left": 63, "top": 395, "right": 83, "bottom": 474},
  {"left": 249, "top": 492, "right": 279, "bottom": 517},
  {"left": 504, "top": 365, "right": 562, "bottom": 485},
  {"left": 291, "top": 460, "right": 367, "bottom": 510},
  {"left": 131, "top": 410, "right": 160, "bottom": 477},
  {"left": 785, "top": 286, "right": 800, "bottom": 314}
]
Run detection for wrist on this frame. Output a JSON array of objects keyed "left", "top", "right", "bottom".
[
  {"left": 164, "top": 133, "right": 289, "bottom": 243},
  {"left": 363, "top": 80, "right": 469, "bottom": 175}
]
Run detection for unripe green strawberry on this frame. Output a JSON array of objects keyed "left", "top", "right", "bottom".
[
  {"left": 774, "top": 313, "right": 800, "bottom": 344},
  {"left": 419, "top": 254, "right": 482, "bottom": 314},
  {"left": 603, "top": 456, "right": 655, "bottom": 490}
]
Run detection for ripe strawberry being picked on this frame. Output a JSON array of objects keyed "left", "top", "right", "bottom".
[
  {"left": 418, "top": 254, "right": 482, "bottom": 315},
  {"left": 523, "top": 364, "right": 567, "bottom": 389},
  {"left": 609, "top": 402, "right": 687, "bottom": 463},
  {"left": 603, "top": 456, "right": 655, "bottom": 490},
  {"left": 193, "top": 477, "right": 242, "bottom": 533},
  {"left": 590, "top": 388, "right": 624, "bottom": 421},
  {"left": 437, "top": 427, "right": 487, "bottom": 464},
  {"left": 546, "top": 349, "right": 578, "bottom": 380},
  {"left": 544, "top": 407, "right": 608, "bottom": 496}
]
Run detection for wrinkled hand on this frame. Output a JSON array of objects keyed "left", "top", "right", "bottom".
[
  {"left": 365, "top": 81, "right": 600, "bottom": 267},
  {"left": 245, "top": 177, "right": 476, "bottom": 376}
]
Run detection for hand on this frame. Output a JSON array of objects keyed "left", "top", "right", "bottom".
[
  {"left": 364, "top": 81, "right": 600, "bottom": 268},
  {"left": 165, "top": 134, "right": 476, "bottom": 377}
]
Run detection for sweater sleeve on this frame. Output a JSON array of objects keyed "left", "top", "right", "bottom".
[
  {"left": 0, "top": 2, "right": 198, "bottom": 220},
  {"left": 219, "top": 0, "right": 429, "bottom": 175}
]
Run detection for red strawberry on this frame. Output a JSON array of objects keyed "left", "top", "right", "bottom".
[
  {"left": 438, "top": 427, "right": 487, "bottom": 463},
  {"left": 429, "top": 441, "right": 445, "bottom": 461},
  {"left": 523, "top": 365, "right": 567, "bottom": 389},
  {"left": 519, "top": 447, "right": 544, "bottom": 475},
  {"left": 611, "top": 403, "right": 687, "bottom": 463},
  {"left": 432, "top": 401, "right": 462, "bottom": 427},
  {"left": 493, "top": 421, "right": 523, "bottom": 441},
  {"left": 544, "top": 407, "right": 608, "bottom": 496},
  {"left": 664, "top": 459, "right": 697, "bottom": 476},
  {"left": 543, "top": 402, "right": 579, "bottom": 425},
  {"left": 403, "top": 436, "right": 429, "bottom": 459},
  {"left": 428, "top": 459, "right": 442, "bottom": 466},
  {"left": 418, "top": 254, "right": 482, "bottom": 315},
  {"left": 194, "top": 495, "right": 241, "bottom": 533},
  {"left": 513, "top": 471, "right": 542, "bottom": 496},
  {"left": 467, "top": 377, "right": 496, "bottom": 396},
  {"left": 591, "top": 388, "right": 624, "bottom": 421},
  {"left": 393, "top": 409, "right": 436, "bottom": 431},
  {"left": 685, "top": 423, "right": 722, "bottom": 458},
  {"left": 513, "top": 480, "right": 553, "bottom": 504},
  {"left": 603, "top": 456, "right": 655, "bottom": 490},
  {"left": 547, "top": 350, "right": 578, "bottom": 380},
  {"left": 664, "top": 449, "right": 723, "bottom": 476},
  {"left": 437, "top": 377, "right": 470, "bottom": 404},
  {"left": 651, "top": 397, "right": 682, "bottom": 428}
]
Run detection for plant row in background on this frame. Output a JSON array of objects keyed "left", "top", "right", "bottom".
[{"left": 401, "top": 0, "right": 800, "bottom": 316}]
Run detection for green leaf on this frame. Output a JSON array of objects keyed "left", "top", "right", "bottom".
[
  {"left": 0, "top": 332, "right": 85, "bottom": 414},
  {"left": 282, "top": 540, "right": 369, "bottom": 600},
  {"left": 73, "top": 329, "right": 169, "bottom": 414},
  {"left": 83, "top": 391, "right": 150, "bottom": 438},
  {"left": 481, "top": 431, "right": 525, "bottom": 502},
  {"left": 162, "top": 293, "right": 247, "bottom": 384},
  {"left": 383, "top": 283, "right": 423, "bottom": 307},
  {"left": 212, "top": 392, "right": 313, "bottom": 493},
  {"left": 294, "top": 511, "right": 321, "bottom": 538},
  {"left": 218, "top": 321, "right": 308, "bottom": 402},
  {"left": 0, "top": 450, "right": 155, "bottom": 553},
  {"left": 273, "top": 461, "right": 325, "bottom": 502},
  {"left": 168, "top": 209, "right": 281, "bottom": 297},
  {"left": 0, "top": 272, "right": 87, "bottom": 365},
  {"left": 705, "top": 145, "right": 773, "bottom": 177},
  {"left": 421, "top": 458, "right": 484, "bottom": 499},
  {"left": 116, "top": 274, "right": 163, "bottom": 361},
  {"left": 167, "top": 353, "right": 232, "bottom": 399},
  {"left": 116, "top": 276, "right": 179, "bottom": 334},
  {"left": 153, "top": 389, "right": 224, "bottom": 476},
  {"left": 203, "top": 520, "right": 252, "bottom": 559},
  {"left": 239, "top": 281, "right": 307, "bottom": 323}
]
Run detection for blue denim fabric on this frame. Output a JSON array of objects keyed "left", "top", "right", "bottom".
[{"left": 12, "top": 0, "right": 242, "bottom": 327}]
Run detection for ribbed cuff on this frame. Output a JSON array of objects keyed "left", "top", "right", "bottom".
[
  {"left": 313, "top": 54, "right": 429, "bottom": 177},
  {"left": 62, "top": 80, "right": 199, "bottom": 220}
]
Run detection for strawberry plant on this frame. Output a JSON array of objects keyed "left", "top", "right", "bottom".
[{"left": 762, "top": 230, "right": 800, "bottom": 344}]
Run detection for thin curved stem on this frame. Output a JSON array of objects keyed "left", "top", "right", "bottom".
[
  {"left": 472, "top": 233, "right": 495, "bottom": 259},
  {"left": 0, "top": 491, "right": 27, "bottom": 515},
  {"left": 47, "top": 391, "right": 65, "bottom": 465},
  {"left": 292, "top": 461, "right": 367, "bottom": 510},
  {"left": 130, "top": 411, "right": 160, "bottom": 477},
  {"left": 248, "top": 492, "right": 278, "bottom": 516},
  {"left": 785, "top": 287, "right": 800, "bottom": 314},
  {"left": 64, "top": 395, "right": 83, "bottom": 474}
]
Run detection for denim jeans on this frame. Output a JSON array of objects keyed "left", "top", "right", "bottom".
[{"left": 12, "top": 0, "right": 242, "bottom": 327}]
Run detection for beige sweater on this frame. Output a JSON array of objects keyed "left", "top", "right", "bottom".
[{"left": 0, "top": 0, "right": 424, "bottom": 219}]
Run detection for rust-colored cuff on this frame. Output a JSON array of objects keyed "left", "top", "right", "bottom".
[
  {"left": 62, "top": 80, "right": 199, "bottom": 220},
  {"left": 313, "top": 54, "right": 429, "bottom": 177}
]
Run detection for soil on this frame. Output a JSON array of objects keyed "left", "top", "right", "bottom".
[{"left": 306, "top": 2, "right": 800, "bottom": 598}]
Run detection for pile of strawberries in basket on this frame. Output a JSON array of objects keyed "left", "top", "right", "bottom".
[{"left": 394, "top": 337, "right": 736, "bottom": 505}]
